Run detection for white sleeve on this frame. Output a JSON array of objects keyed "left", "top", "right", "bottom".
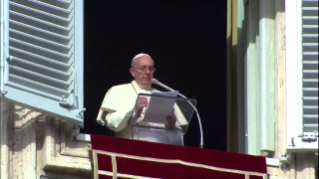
[
  {"left": 97, "top": 86, "right": 134, "bottom": 132},
  {"left": 106, "top": 110, "right": 133, "bottom": 132}
]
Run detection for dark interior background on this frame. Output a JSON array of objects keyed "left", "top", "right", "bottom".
[{"left": 82, "top": 0, "right": 227, "bottom": 151}]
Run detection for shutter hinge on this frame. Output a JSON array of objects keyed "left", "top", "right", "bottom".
[
  {"left": 59, "top": 91, "right": 75, "bottom": 109},
  {"left": 298, "top": 131, "right": 318, "bottom": 142},
  {"left": 0, "top": 56, "right": 11, "bottom": 96}
]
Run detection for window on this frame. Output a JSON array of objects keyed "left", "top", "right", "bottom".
[
  {"left": 0, "top": 0, "right": 84, "bottom": 125},
  {"left": 286, "top": 0, "right": 318, "bottom": 151}
]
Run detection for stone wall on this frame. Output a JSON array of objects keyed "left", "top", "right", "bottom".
[
  {"left": 266, "top": 0, "right": 318, "bottom": 178},
  {"left": 1, "top": 103, "right": 93, "bottom": 179}
]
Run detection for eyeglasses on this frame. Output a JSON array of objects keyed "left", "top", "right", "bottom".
[{"left": 133, "top": 66, "right": 156, "bottom": 73}]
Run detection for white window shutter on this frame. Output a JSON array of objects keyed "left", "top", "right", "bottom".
[
  {"left": 300, "top": 0, "right": 318, "bottom": 146},
  {"left": 1, "top": 0, "right": 84, "bottom": 125},
  {"left": 286, "top": 0, "right": 318, "bottom": 151}
]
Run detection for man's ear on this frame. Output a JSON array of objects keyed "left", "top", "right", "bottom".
[{"left": 130, "top": 68, "right": 135, "bottom": 77}]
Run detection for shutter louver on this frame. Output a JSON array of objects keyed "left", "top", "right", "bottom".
[
  {"left": 2, "top": 0, "right": 84, "bottom": 124},
  {"left": 302, "top": 0, "right": 318, "bottom": 136}
]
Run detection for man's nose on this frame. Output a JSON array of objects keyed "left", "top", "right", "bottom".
[{"left": 145, "top": 69, "right": 151, "bottom": 74}]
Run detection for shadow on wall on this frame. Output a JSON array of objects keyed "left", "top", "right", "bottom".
[
  {"left": 316, "top": 163, "right": 318, "bottom": 179},
  {"left": 234, "top": 0, "right": 285, "bottom": 154}
]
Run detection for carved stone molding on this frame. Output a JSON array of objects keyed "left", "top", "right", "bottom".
[
  {"left": 1, "top": 102, "right": 93, "bottom": 179},
  {"left": 59, "top": 121, "right": 91, "bottom": 158},
  {"left": 0, "top": 100, "right": 13, "bottom": 179},
  {"left": 41, "top": 117, "right": 93, "bottom": 177}
]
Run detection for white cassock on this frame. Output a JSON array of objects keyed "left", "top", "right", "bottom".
[{"left": 96, "top": 80, "right": 188, "bottom": 144}]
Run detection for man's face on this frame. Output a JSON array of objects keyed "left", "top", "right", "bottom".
[{"left": 130, "top": 56, "right": 155, "bottom": 87}]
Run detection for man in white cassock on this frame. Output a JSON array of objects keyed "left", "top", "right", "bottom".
[{"left": 96, "top": 53, "right": 188, "bottom": 144}]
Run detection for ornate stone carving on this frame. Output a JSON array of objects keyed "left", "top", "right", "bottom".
[{"left": 1, "top": 103, "right": 93, "bottom": 179}]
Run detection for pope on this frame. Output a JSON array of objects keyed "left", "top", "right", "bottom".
[{"left": 96, "top": 53, "right": 188, "bottom": 143}]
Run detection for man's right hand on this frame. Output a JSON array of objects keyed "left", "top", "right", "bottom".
[{"left": 135, "top": 97, "right": 148, "bottom": 118}]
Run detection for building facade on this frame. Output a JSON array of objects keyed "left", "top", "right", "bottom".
[
  {"left": 227, "top": 0, "right": 318, "bottom": 178},
  {"left": 1, "top": 0, "right": 318, "bottom": 178}
]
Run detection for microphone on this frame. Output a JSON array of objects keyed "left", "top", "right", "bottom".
[{"left": 152, "top": 78, "right": 204, "bottom": 149}]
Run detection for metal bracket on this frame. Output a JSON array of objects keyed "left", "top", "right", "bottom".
[
  {"left": 59, "top": 91, "right": 75, "bottom": 109},
  {"left": 6, "top": 56, "right": 13, "bottom": 64},
  {"left": 299, "top": 131, "right": 318, "bottom": 142},
  {"left": 280, "top": 154, "right": 289, "bottom": 164},
  {"left": 0, "top": 90, "right": 7, "bottom": 96},
  {"left": 288, "top": 137, "right": 296, "bottom": 147},
  {"left": 76, "top": 108, "right": 86, "bottom": 118}
]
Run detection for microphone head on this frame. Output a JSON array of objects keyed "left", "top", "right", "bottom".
[{"left": 152, "top": 78, "right": 159, "bottom": 84}]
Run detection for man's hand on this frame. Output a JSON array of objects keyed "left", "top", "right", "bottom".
[
  {"left": 166, "top": 112, "right": 177, "bottom": 128},
  {"left": 135, "top": 97, "right": 148, "bottom": 118}
]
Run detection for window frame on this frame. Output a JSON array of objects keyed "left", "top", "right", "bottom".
[{"left": 285, "top": 0, "right": 318, "bottom": 151}]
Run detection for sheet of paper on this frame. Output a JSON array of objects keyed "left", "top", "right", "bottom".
[{"left": 143, "top": 91, "right": 178, "bottom": 123}]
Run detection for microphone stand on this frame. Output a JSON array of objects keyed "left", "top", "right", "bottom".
[{"left": 152, "top": 79, "right": 204, "bottom": 149}]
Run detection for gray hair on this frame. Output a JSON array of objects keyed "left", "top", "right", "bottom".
[{"left": 131, "top": 53, "right": 151, "bottom": 67}]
